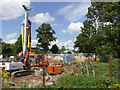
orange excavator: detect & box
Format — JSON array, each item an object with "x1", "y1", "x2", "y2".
[
  {"x1": 35, "y1": 55, "x2": 48, "y2": 66},
  {"x1": 17, "y1": 51, "x2": 50, "y2": 67}
]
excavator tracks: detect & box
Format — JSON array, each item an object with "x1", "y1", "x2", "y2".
[{"x1": 11, "y1": 70, "x2": 31, "y2": 78}]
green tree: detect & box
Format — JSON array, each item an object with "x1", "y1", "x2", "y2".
[
  {"x1": 0, "y1": 35, "x2": 22, "y2": 56},
  {"x1": 12, "y1": 34, "x2": 22, "y2": 55},
  {"x1": 59, "y1": 46, "x2": 66, "y2": 53},
  {"x1": 74, "y1": 2, "x2": 120, "y2": 62},
  {"x1": 36, "y1": 23, "x2": 56, "y2": 53},
  {"x1": 50, "y1": 44, "x2": 59, "y2": 54},
  {"x1": 2, "y1": 42, "x2": 12, "y2": 55},
  {"x1": 36, "y1": 23, "x2": 56, "y2": 87},
  {"x1": 0, "y1": 38, "x2": 2, "y2": 54},
  {"x1": 61, "y1": 46, "x2": 66, "y2": 50}
]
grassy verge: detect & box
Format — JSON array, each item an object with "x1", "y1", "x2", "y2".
[{"x1": 44, "y1": 58, "x2": 119, "y2": 88}]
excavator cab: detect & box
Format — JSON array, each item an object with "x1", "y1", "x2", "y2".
[
  {"x1": 35, "y1": 55, "x2": 48, "y2": 66},
  {"x1": 35, "y1": 55, "x2": 42, "y2": 65}
]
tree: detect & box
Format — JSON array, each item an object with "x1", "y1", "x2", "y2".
[
  {"x1": 61, "y1": 46, "x2": 66, "y2": 50},
  {"x1": 59, "y1": 46, "x2": 66, "y2": 53},
  {"x1": 0, "y1": 38, "x2": 2, "y2": 54},
  {"x1": 12, "y1": 34, "x2": 22, "y2": 55},
  {"x1": 0, "y1": 35, "x2": 22, "y2": 57},
  {"x1": 2, "y1": 42, "x2": 12, "y2": 55},
  {"x1": 74, "y1": 2, "x2": 120, "y2": 62},
  {"x1": 36, "y1": 23, "x2": 56, "y2": 52},
  {"x1": 68, "y1": 51, "x2": 72, "y2": 54},
  {"x1": 36, "y1": 23, "x2": 56, "y2": 87},
  {"x1": 50, "y1": 44, "x2": 59, "y2": 54}
]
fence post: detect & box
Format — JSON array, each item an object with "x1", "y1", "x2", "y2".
[
  {"x1": 42, "y1": 52, "x2": 45, "y2": 87},
  {"x1": 109, "y1": 54, "x2": 112, "y2": 83}
]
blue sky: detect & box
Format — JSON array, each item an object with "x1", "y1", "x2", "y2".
[{"x1": 0, "y1": 0, "x2": 91, "y2": 50}]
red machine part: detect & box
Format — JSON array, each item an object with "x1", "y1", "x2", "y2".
[
  {"x1": 0, "y1": 67, "x2": 5, "y2": 70},
  {"x1": 23, "y1": 59, "x2": 26, "y2": 66},
  {"x1": 23, "y1": 50, "x2": 29, "y2": 67}
]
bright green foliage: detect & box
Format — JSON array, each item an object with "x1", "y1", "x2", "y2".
[
  {"x1": 49, "y1": 75, "x2": 111, "y2": 88},
  {"x1": 1, "y1": 69, "x2": 10, "y2": 81},
  {"x1": 74, "y1": 2, "x2": 120, "y2": 62},
  {"x1": 0, "y1": 69, "x2": 10, "y2": 88},
  {"x1": 36, "y1": 23, "x2": 56, "y2": 53},
  {"x1": 50, "y1": 44, "x2": 59, "y2": 54}
]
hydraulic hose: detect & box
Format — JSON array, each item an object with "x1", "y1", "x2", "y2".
[
  {"x1": 88, "y1": 62, "x2": 95, "y2": 79},
  {"x1": 82, "y1": 62, "x2": 89, "y2": 75},
  {"x1": 80, "y1": 62, "x2": 84, "y2": 74}
]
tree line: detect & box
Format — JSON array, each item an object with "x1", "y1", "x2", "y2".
[
  {"x1": 0, "y1": 35, "x2": 22, "y2": 56},
  {"x1": 0, "y1": 23, "x2": 70, "y2": 56},
  {"x1": 74, "y1": 2, "x2": 120, "y2": 62}
]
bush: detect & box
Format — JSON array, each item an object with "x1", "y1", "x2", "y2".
[
  {"x1": 0, "y1": 69, "x2": 10, "y2": 88},
  {"x1": 45, "y1": 74, "x2": 114, "y2": 88},
  {"x1": 0, "y1": 69, "x2": 10, "y2": 82}
]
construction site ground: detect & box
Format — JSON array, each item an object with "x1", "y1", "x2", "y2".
[{"x1": 3, "y1": 62, "x2": 82, "y2": 88}]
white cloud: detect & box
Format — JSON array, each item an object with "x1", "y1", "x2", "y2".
[
  {"x1": 0, "y1": 0, "x2": 30, "y2": 20},
  {"x1": 31, "y1": 40, "x2": 37, "y2": 47},
  {"x1": 57, "y1": 5, "x2": 74, "y2": 15},
  {"x1": 63, "y1": 22, "x2": 83, "y2": 34},
  {"x1": 57, "y1": 3, "x2": 91, "y2": 22},
  {"x1": 5, "y1": 32, "x2": 18, "y2": 44},
  {"x1": 50, "y1": 39, "x2": 74, "y2": 50},
  {"x1": 4, "y1": 38, "x2": 75, "y2": 50},
  {"x1": 31, "y1": 39, "x2": 73, "y2": 49},
  {"x1": 52, "y1": 23, "x2": 63, "y2": 27},
  {"x1": 64, "y1": 40, "x2": 74, "y2": 50},
  {"x1": 5, "y1": 39, "x2": 17, "y2": 44},
  {"x1": 4, "y1": 39, "x2": 37, "y2": 47},
  {"x1": 5, "y1": 33, "x2": 18, "y2": 40},
  {"x1": 31, "y1": 12, "x2": 55, "y2": 24}
]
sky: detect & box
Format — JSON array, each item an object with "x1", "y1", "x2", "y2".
[{"x1": 0, "y1": 0, "x2": 91, "y2": 50}]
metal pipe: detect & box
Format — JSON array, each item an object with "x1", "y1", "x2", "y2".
[
  {"x1": 29, "y1": 23, "x2": 31, "y2": 53},
  {"x1": 23, "y1": 10, "x2": 28, "y2": 56},
  {"x1": 21, "y1": 23, "x2": 24, "y2": 55},
  {"x1": 88, "y1": 62, "x2": 95, "y2": 79},
  {"x1": 82, "y1": 62, "x2": 89, "y2": 75},
  {"x1": 80, "y1": 62, "x2": 84, "y2": 75},
  {"x1": 22, "y1": 5, "x2": 31, "y2": 55}
]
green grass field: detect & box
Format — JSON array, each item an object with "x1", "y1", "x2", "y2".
[{"x1": 43, "y1": 58, "x2": 119, "y2": 88}]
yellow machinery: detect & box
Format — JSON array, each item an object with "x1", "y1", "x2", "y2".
[
  {"x1": 18, "y1": 5, "x2": 32, "y2": 69},
  {"x1": 21, "y1": 20, "x2": 31, "y2": 55}
]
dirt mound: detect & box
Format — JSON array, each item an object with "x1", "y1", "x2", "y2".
[{"x1": 62, "y1": 63, "x2": 81, "y2": 75}]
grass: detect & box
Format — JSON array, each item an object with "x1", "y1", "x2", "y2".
[{"x1": 44, "y1": 58, "x2": 119, "y2": 88}]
